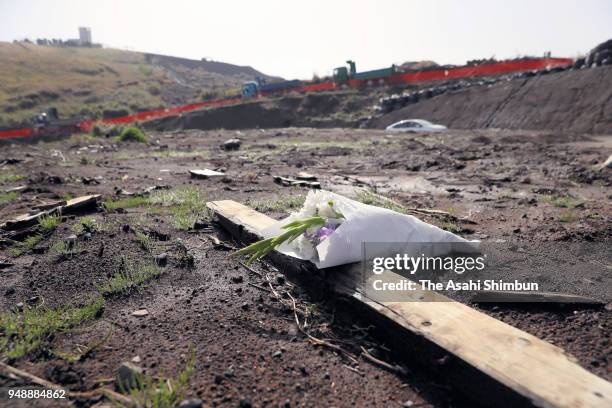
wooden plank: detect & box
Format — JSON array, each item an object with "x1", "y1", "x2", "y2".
[
  {"x1": 190, "y1": 169, "x2": 225, "y2": 179},
  {"x1": 1, "y1": 194, "x2": 101, "y2": 231},
  {"x1": 207, "y1": 200, "x2": 612, "y2": 408},
  {"x1": 470, "y1": 290, "x2": 604, "y2": 305}
]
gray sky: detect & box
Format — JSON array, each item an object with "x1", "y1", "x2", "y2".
[{"x1": 1, "y1": 0, "x2": 611, "y2": 79}]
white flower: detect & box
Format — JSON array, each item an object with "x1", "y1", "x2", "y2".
[{"x1": 316, "y1": 201, "x2": 336, "y2": 218}]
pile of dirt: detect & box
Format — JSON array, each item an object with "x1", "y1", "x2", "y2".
[
  {"x1": 145, "y1": 92, "x2": 375, "y2": 131},
  {"x1": 370, "y1": 65, "x2": 612, "y2": 134}
]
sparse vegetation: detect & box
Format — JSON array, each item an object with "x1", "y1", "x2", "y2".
[
  {"x1": 104, "y1": 196, "x2": 150, "y2": 211},
  {"x1": 149, "y1": 187, "x2": 206, "y2": 230},
  {"x1": 0, "y1": 191, "x2": 18, "y2": 206},
  {"x1": 558, "y1": 211, "x2": 579, "y2": 223},
  {"x1": 117, "y1": 352, "x2": 195, "y2": 407},
  {"x1": 135, "y1": 231, "x2": 154, "y2": 252},
  {"x1": 53, "y1": 328, "x2": 112, "y2": 363},
  {"x1": 50, "y1": 240, "x2": 76, "y2": 259},
  {"x1": 440, "y1": 221, "x2": 461, "y2": 233},
  {"x1": 38, "y1": 214, "x2": 61, "y2": 231},
  {"x1": 0, "y1": 173, "x2": 24, "y2": 184},
  {"x1": 99, "y1": 258, "x2": 164, "y2": 296},
  {"x1": 8, "y1": 235, "x2": 43, "y2": 257},
  {"x1": 0, "y1": 297, "x2": 104, "y2": 359},
  {"x1": 540, "y1": 194, "x2": 583, "y2": 208},
  {"x1": 354, "y1": 189, "x2": 407, "y2": 213},
  {"x1": 247, "y1": 195, "x2": 305, "y2": 213},
  {"x1": 117, "y1": 149, "x2": 211, "y2": 160},
  {"x1": 118, "y1": 126, "x2": 148, "y2": 143},
  {"x1": 72, "y1": 217, "x2": 99, "y2": 234}
]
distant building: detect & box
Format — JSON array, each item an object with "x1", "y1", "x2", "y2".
[{"x1": 78, "y1": 27, "x2": 92, "y2": 45}]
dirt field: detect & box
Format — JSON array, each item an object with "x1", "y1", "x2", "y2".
[{"x1": 0, "y1": 127, "x2": 610, "y2": 407}]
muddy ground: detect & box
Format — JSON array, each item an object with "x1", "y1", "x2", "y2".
[{"x1": 0, "y1": 127, "x2": 610, "y2": 407}]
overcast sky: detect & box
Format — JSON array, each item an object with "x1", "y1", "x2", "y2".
[{"x1": 1, "y1": 0, "x2": 611, "y2": 79}]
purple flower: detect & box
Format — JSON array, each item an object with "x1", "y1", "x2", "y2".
[{"x1": 315, "y1": 224, "x2": 338, "y2": 242}]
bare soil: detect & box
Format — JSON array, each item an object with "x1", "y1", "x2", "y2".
[{"x1": 0, "y1": 127, "x2": 610, "y2": 407}]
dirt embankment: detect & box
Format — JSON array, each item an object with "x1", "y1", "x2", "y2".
[
  {"x1": 145, "y1": 92, "x2": 374, "y2": 131},
  {"x1": 370, "y1": 65, "x2": 612, "y2": 134}
]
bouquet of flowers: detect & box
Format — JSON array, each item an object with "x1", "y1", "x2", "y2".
[{"x1": 234, "y1": 190, "x2": 473, "y2": 268}]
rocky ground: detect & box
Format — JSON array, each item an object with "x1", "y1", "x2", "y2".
[{"x1": 0, "y1": 127, "x2": 610, "y2": 407}]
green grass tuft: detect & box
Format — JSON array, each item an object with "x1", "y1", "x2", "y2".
[
  {"x1": 135, "y1": 231, "x2": 154, "y2": 252},
  {"x1": 50, "y1": 240, "x2": 76, "y2": 259},
  {"x1": 99, "y1": 258, "x2": 164, "y2": 296},
  {"x1": 247, "y1": 195, "x2": 305, "y2": 213},
  {"x1": 149, "y1": 187, "x2": 206, "y2": 230},
  {"x1": 439, "y1": 221, "x2": 461, "y2": 233},
  {"x1": 8, "y1": 235, "x2": 43, "y2": 257},
  {"x1": 540, "y1": 194, "x2": 583, "y2": 208},
  {"x1": 104, "y1": 196, "x2": 150, "y2": 211},
  {"x1": 38, "y1": 214, "x2": 61, "y2": 232},
  {"x1": 118, "y1": 126, "x2": 148, "y2": 143},
  {"x1": 117, "y1": 352, "x2": 195, "y2": 407},
  {"x1": 72, "y1": 217, "x2": 99, "y2": 234},
  {"x1": 0, "y1": 191, "x2": 18, "y2": 206},
  {"x1": 354, "y1": 189, "x2": 407, "y2": 213},
  {"x1": 0, "y1": 173, "x2": 24, "y2": 184},
  {"x1": 0, "y1": 298, "x2": 104, "y2": 359},
  {"x1": 558, "y1": 211, "x2": 579, "y2": 223}
]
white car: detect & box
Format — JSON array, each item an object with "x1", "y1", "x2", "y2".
[{"x1": 385, "y1": 119, "x2": 447, "y2": 133}]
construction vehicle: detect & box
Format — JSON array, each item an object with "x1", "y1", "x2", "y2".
[
  {"x1": 333, "y1": 60, "x2": 397, "y2": 83},
  {"x1": 241, "y1": 77, "x2": 303, "y2": 98},
  {"x1": 30, "y1": 108, "x2": 82, "y2": 138}
]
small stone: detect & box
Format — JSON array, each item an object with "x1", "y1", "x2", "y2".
[
  {"x1": 403, "y1": 401, "x2": 414, "y2": 407},
  {"x1": 132, "y1": 309, "x2": 149, "y2": 317},
  {"x1": 224, "y1": 366, "x2": 234, "y2": 378},
  {"x1": 84, "y1": 232, "x2": 92, "y2": 240},
  {"x1": 115, "y1": 362, "x2": 143, "y2": 391},
  {"x1": 131, "y1": 355, "x2": 141, "y2": 363},
  {"x1": 238, "y1": 398, "x2": 252, "y2": 408},
  {"x1": 15, "y1": 302, "x2": 24, "y2": 311},
  {"x1": 155, "y1": 253, "x2": 168, "y2": 267},
  {"x1": 178, "y1": 399, "x2": 203, "y2": 408},
  {"x1": 193, "y1": 220, "x2": 208, "y2": 230},
  {"x1": 65, "y1": 234, "x2": 77, "y2": 248},
  {"x1": 272, "y1": 350, "x2": 282, "y2": 358},
  {"x1": 222, "y1": 138, "x2": 241, "y2": 151},
  {"x1": 241, "y1": 302, "x2": 249, "y2": 311}
]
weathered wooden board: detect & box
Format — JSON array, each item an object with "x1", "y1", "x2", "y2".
[
  {"x1": 207, "y1": 200, "x2": 612, "y2": 408},
  {"x1": 0, "y1": 194, "x2": 101, "y2": 231}
]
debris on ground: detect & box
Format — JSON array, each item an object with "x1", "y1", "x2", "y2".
[
  {"x1": 273, "y1": 175, "x2": 321, "y2": 189},
  {"x1": 222, "y1": 138, "x2": 241, "y2": 151},
  {"x1": 189, "y1": 169, "x2": 226, "y2": 179}
]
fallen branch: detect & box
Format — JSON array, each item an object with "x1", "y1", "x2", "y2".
[
  {"x1": 286, "y1": 291, "x2": 358, "y2": 364},
  {"x1": 360, "y1": 346, "x2": 408, "y2": 376},
  {"x1": 0, "y1": 362, "x2": 132, "y2": 405}
]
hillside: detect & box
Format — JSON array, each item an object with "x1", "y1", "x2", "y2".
[
  {"x1": 370, "y1": 65, "x2": 612, "y2": 134},
  {"x1": 0, "y1": 42, "x2": 278, "y2": 127}
]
